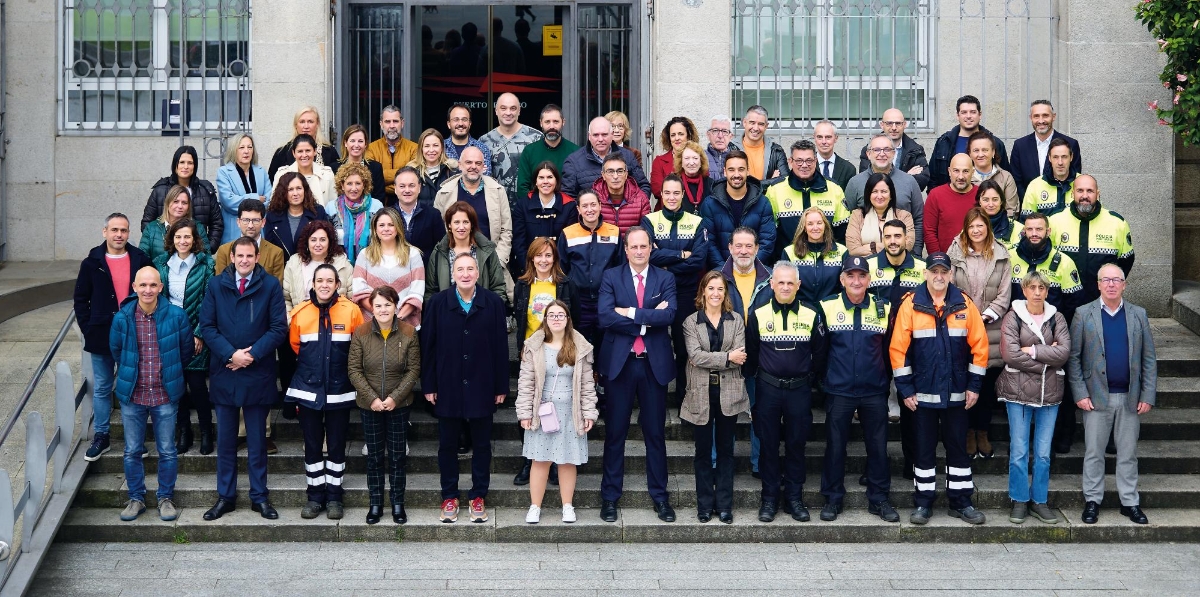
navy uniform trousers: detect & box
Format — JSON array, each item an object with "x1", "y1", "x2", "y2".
[
  {"x1": 601, "y1": 356, "x2": 669, "y2": 503},
  {"x1": 752, "y1": 381, "x2": 812, "y2": 502},
  {"x1": 912, "y1": 405, "x2": 975, "y2": 509}
]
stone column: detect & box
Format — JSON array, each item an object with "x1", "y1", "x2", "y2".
[{"x1": 650, "y1": 0, "x2": 732, "y2": 158}]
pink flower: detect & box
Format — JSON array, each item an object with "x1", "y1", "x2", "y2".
[
  {"x1": 1179, "y1": 73, "x2": 1189, "y2": 82},
  {"x1": 1159, "y1": 118, "x2": 1171, "y2": 126},
  {"x1": 1148, "y1": 100, "x2": 1160, "y2": 110},
  {"x1": 1175, "y1": 93, "x2": 1182, "y2": 105},
  {"x1": 1158, "y1": 39, "x2": 1169, "y2": 49},
  {"x1": 1165, "y1": 81, "x2": 1173, "y2": 88}
]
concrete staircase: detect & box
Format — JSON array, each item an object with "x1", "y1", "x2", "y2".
[{"x1": 60, "y1": 318, "x2": 1200, "y2": 543}]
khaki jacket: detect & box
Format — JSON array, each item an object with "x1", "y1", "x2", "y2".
[
  {"x1": 515, "y1": 329, "x2": 598, "y2": 436},
  {"x1": 681, "y1": 311, "x2": 750, "y2": 425},
  {"x1": 214, "y1": 238, "x2": 286, "y2": 282},
  {"x1": 433, "y1": 174, "x2": 513, "y2": 265},
  {"x1": 347, "y1": 318, "x2": 420, "y2": 410},
  {"x1": 997, "y1": 301, "x2": 1070, "y2": 407}
]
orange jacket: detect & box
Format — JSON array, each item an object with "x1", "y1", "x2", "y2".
[{"x1": 889, "y1": 283, "x2": 989, "y2": 408}]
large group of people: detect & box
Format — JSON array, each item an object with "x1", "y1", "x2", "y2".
[{"x1": 74, "y1": 93, "x2": 1157, "y2": 530}]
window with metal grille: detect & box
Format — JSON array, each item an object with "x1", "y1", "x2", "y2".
[
  {"x1": 61, "y1": 0, "x2": 251, "y2": 133},
  {"x1": 731, "y1": 0, "x2": 932, "y2": 131}
]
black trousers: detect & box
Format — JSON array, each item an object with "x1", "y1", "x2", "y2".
[
  {"x1": 670, "y1": 300, "x2": 697, "y2": 400},
  {"x1": 913, "y1": 406, "x2": 974, "y2": 509},
  {"x1": 898, "y1": 394, "x2": 917, "y2": 472},
  {"x1": 693, "y1": 386, "x2": 737, "y2": 513},
  {"x1": 1053, "y1": 385, "x2": 1078, "y2": 448},
  {"x1": 822, "y1": 393, "x2": 890, "y2": 505},
  {"x1": 438, "y1": 416, "x2": 493, "y2": 500},
  {"x1": 752, "y1": 381, "x2": 812, "y2": 502},
  {"x1": 601, "y1": 357, "x2": 669, "y2": 503},
  {"x1": 181, "y1": 370, "x2": 212, "y2": 426},
  {"x1": 967, "y1": 366, "x2": 1003, "y2": 432},
  {"x1": 297, "y1": 406, "x2": 350, "y2": 503},
  {"x1": 361, "y1": 406, "x2": 409, "y2": 507}
]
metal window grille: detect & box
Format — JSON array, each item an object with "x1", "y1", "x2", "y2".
[
  {"x1": 578, "y1": 4, "x2": 633, "y2": 140},
  {"x1": 345, "y1": 4, "x2": 403, "y2": 134},
  {"x1": 60, "y1": 0, "x2": 252, "y2": 134},
  {"x1": 731, "y1": 0, "x2": 933, "y2": 131}
]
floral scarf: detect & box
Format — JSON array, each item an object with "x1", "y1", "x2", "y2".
[{"x1": 337, "y1": 194, "x2": 372, "y2": 263}]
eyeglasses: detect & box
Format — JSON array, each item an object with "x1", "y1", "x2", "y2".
[
  {"x1": 792, "y1": 158, "x2": 817, "y2": 166},
  {"x1": 868, "y1": 147, "x2": 896, "y2": 154},
  {"x1": 603, "y1": 168, "x2": 627, "y2": 176},
  {"x1": 708, "y1": 128, "x2": 732, "y2": 136},
  {"x1": 449, "y1": 118, "x2": 470, "y2": 124},
  {"x1": 545, "y1": 313, "x2": 568, "y2": 321},
  {"x1": 1100, "y1": 277, "x2": 1126, "y2": 285},
  {"x1": 239, "y1": 217, "x2": 263, "y2": 224},
  {"x1": 881, "y1": 120, "x2": 906, "y2": 127}
]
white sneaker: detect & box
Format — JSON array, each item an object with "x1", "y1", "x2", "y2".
[
  {"x1": 525, "y1": 504, "x2": 541, "y2": 524},
  {"x1": 361, "y1": 443, "x2": 368, "y2": 456},
  {"x1": 562, "y1": 504, "x2": 576, "y2": 523}
]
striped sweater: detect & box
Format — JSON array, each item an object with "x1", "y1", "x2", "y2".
[{"x1": 350, "y1": 245, "x2": 425, "y2": 327}]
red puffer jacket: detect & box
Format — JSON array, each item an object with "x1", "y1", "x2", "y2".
[{"x1": 592, "y1": 177, "x2": 651, "y2": 237}]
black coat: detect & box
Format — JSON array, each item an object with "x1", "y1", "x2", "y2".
[
  {"x1": 823, "y1": 154, "x2": 857, "y2": 191},
  {"x1": 263, "y1": 206, "x2": 331, "y2": 262},
  {"x1": 142, "y1": 176, "x2": 223, "y2": 250},
  {"x1": 857, "y1": 133, "x2": 931, "y2": 190},
  {"x1": 400, "y1": 203, "x2": 447, "y2": 268},
  {"x1": 417, "y1": 163, "x2": 458, "y2": 211},
  {"x1": 73, "y1": 244, "x2": 152, "y2": 355},
  {"x1": 267, "y1": 143, "x2": 341, "y2": 182},
  {"x1": 513, "y1": 278, "x2": 579, "y2": 355},
  {"x1": 511, "y1": 192, "x2": 578, "y2": 277},
  {"x1": 1009, "y1": 131, "x2": 1083, "y2": 199},
  {"x1": 928, "y1": 125, "x2": 1010, "y2": 189},
  {"x1": 419, "y1": 287, "x2": 509, "y2": 419},
  {"x1": 199, "y1": 265, "x2": 289, "y2": 406}
]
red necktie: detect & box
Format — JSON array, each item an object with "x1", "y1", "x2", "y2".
[
  {"x1": 239, "y1": 278, "x2": 247, "y2": 295},
  {"x1": 633, "y1": 273, "x2": 645, "y2": 355}
]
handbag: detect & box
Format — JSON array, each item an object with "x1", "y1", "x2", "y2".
[{"x1": 537, "y1": 358, "x2": 563, "y2": 434}]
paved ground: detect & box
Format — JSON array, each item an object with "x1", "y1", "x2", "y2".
[{"x1": 30, "y1": 541, "x2": 1200, "y2": 595}]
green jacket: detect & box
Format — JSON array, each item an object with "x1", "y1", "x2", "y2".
[
  {"x1": 154, "y1": 251, "x2": 215, "y2": 371},
  {"x1": 424, "y1": 231, "x2": 509, "y2": 308},
  {"x1": 140, "y1": 219, "x2": 210, "y2": 264}
]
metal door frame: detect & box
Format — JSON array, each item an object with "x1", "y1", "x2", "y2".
[{"x1": 336, "y1": 0, "x2": 642, "y2": 145}]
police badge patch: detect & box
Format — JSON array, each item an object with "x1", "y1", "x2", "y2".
[
  {"x1": 1061, "y1": 232, "x2": 1069, "y2": 244},
  {"x1": 766, "y1": 321, "x2": 774, "y2": 332},
  {"x1": 1040, "y1": 190, "x2": 1049, "y2": 201},
  {"x1": 836, "y1": 311, "x2": 846, "y2": 323}
]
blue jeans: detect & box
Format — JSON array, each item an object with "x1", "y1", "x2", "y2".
[
  {"x1": 1006, "y1": 401, "x2": 1059, "y2": 504},
  {"x1": 122, "y1": 401, "x2": 179, "y2": 503},
  {"x1": 90, "y1": 353, "x2": 117, "y2": 434}
]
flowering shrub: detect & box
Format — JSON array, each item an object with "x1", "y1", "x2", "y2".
[{"x1": 1137, "y1": 0, "x2": 1200, "y2": 144}]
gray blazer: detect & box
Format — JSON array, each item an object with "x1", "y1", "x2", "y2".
[{"x1": 1067, "y1": 299, "x2": 1157, "y2": 410}]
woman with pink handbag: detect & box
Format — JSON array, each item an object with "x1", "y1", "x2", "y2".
[{"x1": 515, "y1": 300, "x2": 599, "y2": 524}]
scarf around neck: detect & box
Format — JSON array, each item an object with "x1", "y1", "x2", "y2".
[{"x1": 337, "y1": 195, "x2": 372, "y2": 263}]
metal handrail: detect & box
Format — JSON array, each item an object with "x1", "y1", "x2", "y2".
[{"x1": 0, "y1": 312, "x2": 78, "y2": 447}]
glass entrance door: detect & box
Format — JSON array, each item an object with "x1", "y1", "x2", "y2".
[{"x1": 412, "y1": 5, "x2": 565, "y2": 137}]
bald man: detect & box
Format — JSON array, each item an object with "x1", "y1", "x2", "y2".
[
  {"x1": 109, "y1": 266, "x2": 195, "y2": 522},
  {"x1": 480, "y1": 93, "x2": 544, "y2": 206},
  {"x1": 857, "y1": 108, "x2": 930, "y2": 190},
  {"x1": 432, "y1": 145, "x2": 515, "y2": 266},
  {"x1": 561, "y1": 116, "x2": 651, "y2": 198},
  {"x1": 923, "y1": 154, "x2": 980, "y2": 253}
]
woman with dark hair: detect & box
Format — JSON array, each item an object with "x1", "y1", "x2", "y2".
[
  {"x1": 350, "y1": 207, "x2": 426, "y2": 326},
  {"x1": 287, "y1": 263, "x2": 364, "y2": 520},
  {"x1": 328, "y1": 162, "x2": 384, "y2": 263},
  {"x1": 682, "y1": 270, "x2": 748, "y2": 523},
  {"x1": 267, "y1": 106, "x2": 341, "y2": 180},
  {"x1": 333, "y1": 124, "x2": 387, "y2": 203},
  {"x1": 947, "y1": 206, "x2": 1012, "y2": 459},
  {"x1": 782, "y1": 207, "x2": 848, "y2": 304},
  {"x1": 556, "y1": 189, "x2": 622, "y2": 353},
  {"x1": 845, "y1": 172, "x2": 916, "y2": 257},
  {"x1": 650, "y1": 116, "x2": 700, "y2": 200},
  {"x1": 673, "y1": 141, "x2": 712, "y2": 215},
  {"x1": 348, "y1": 286, "x2": 420, "y2": 525},
  {"x1": 283, "y1": 219, "x2": 353, "y2": 314},
  {"x1": 264, "y1": 171, "x2": 331, "y2": 261},
  {"x1": 515, "y1": 300, "x2": 598, "y2": 524},
  {"x1": 408, "y1": 128, "x2": 459, "y2": 209},
  {"x1": 154, "y1": 217, "x2": 216, "y2": 455},
  {"x1": 140, "y1": 185, "x2": 210, "y2": 263},
  {"x1": 511, "y1": 161, "x2": 577, "y2": 278},
  {"x1": 273, "y1": 134, "x2": 338, "y2": 205},
  {"x1": 968, "y1": 131, "x2": 1020, "y2": 217},
  {"x1": 424, "y1": 202, "x2": 507, "y2": 305},
  {"x1": 142, "y1": 145, "x2": 223, "y2": 249},
  {"x1": 977, "y1": 178, "x2": 1021, "y2": 250}
]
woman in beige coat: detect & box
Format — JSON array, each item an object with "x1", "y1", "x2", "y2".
[
  {"x1": 682, "y1": 270, "x2": 750, "y2": 524},
  {"x1": 947, "y1": 206, "x2": 1011, "y2": 459},
  {"x1": 997, "y1": 270, "x2": 1070, "y2": 525},
  {"x1": 515, "y1": 300, "x2": 598, "y2": 524}
]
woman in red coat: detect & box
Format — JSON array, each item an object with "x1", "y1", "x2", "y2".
[{"x1": 650, "y1": 117, "x2": 699, "y2": 201}]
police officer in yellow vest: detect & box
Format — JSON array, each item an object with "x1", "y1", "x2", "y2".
[
  {"x1": 818, "y1": 255, "x2": 900, "y2": 523},
  {"x1": 766, "y1": 140, "x2": 851, "y2": 260},
  {"x1": 1048, "y1": 174, "x2": 1134, "y2": 306},
  {"x1": 745, "y1": 261, "x2": 827, "y2": 523},
  {"x1": 1019, "y1": 138, "x2": 1077, "y2": 219},
  {"x1": 641, "y1": 174, "x2": 710, "y2": 396},
  {"x1": 1008, "y1": 212, "x2": 1084, "y2": 321}
]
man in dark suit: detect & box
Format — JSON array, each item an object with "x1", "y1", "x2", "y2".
[
  {"x1": 597, "y1": 226, "x2": 677, "y2": 523},
  {"x1": 813, "y1": 120, "x2": 856, "y2": 190},
  {"x1": 1009, "y1": 100, "x2": 1082, "y2": 199},
  {"x1": 856, "y1": 109, "x2": 930, "y2": 190}
]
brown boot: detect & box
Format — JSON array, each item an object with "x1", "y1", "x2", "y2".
[
  {"x1": 966, "y1": 429, "x2": 978, "y2": 458},
  {"x1": 977, "y1": 430, "x2": 994, "y2": 459}
]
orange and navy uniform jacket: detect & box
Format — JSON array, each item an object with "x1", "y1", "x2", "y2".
[
  {"x1": 888, "y1": 283, "x2": 989, "y2": 408},
  {"x1": 287, "y1": 293, "x2": 364, "y2": 410}
]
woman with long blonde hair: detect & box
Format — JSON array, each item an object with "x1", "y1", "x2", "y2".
[
  {"x1": 350, "y1": 207, "x2": 425, "y2": 326},
  {"x1": 408, "y1": 128, "x2": 459, "y2": 209},
  {"x1": 267, "y1": 106, "x2": 341, "y2": 180}
]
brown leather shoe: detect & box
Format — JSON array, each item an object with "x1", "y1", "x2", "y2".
[
  {"x1": 976, "y1": 431, "x2": 994, "y2": 459},
  {"x1": 966, "y1": 429, "x2": 978, "y2": 458},
  {"x1": 267, "y1": 439, "x2": 279, "y2": 455}
]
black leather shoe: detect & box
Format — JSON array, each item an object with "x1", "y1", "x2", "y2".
[
  {"x1": 1106, "y1": 436, "x2": 1118, "y2": 455},
  {"x1": 758, "y1": 499, "x2": 777, "y2": 522},
  {"x1": 697, "y1": 510, "x2": 713, "y2": 523},
  {"x1": 858, "y1": 473, "x2": 868, "y2": 486},
  {"x1": 1082, "y1": 501, "x2": 1100, "y2": 524},
  {"x1": 654, "y1": 500, "x2": 676, "y2": 523},
  {"x1": 1053, "y1": 439, "x2": 1072, "y2": 454},
  {"x1": 820, "y1": 502, "x2": 842, "y2": 522},
  {"x1": 198, "y1": 423, "x2": 214, "y2": 455},
  {"x1": 393, "y1": 504, "x2": 408, "y2": 524},
  {"x1": 203, "y1": 499, "x2": 235, "y2": 521},
  {"x1": 751, "y1": 470, "x2": 761, "y2": 479},
  {"x1": 366, "y1": 505, "x2": 383, "y2": 525},
  {"x1": 548, "y1": 463, "x2": 559, "y2": 486},
  {"x1": 717, "y1": 510, "x2": 734, "y2": 524},
  {"x1": 1120, "y1": 505, "x2": 1148, "y2": 524},
  {"x1": 869, "y1": 500, "x2": 901, "y2": 523},
  {"x1": 600, "y1": 500, "x2": 618, "y2": 522},
  {"x1": 513, "y1": 459, "x2": 532, "y2": 486},
  {"x1": 783, "y1": 499, "x2": 810, "y2": 522},
  {"x1": 177, "y1": 422, "x2": 193, "y2": 454},
  {"x1": 252, "y1": 501, "x2": 279, "y2": 520}
]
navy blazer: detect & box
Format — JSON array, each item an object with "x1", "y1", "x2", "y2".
[
  {"x1": 597, "y1": 264, "x2": 677, "y2": 385},
  {"x1": 1008, "y1": 131, "x2": 1082, "y2": 198}
]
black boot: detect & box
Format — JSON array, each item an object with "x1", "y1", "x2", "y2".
[
  {"x1": 513, "y1": 459, "x2": 532, "y2": 486},
  {"x1": 548, "y1": 463, "x2": 559, "y2": 486},
  {"x1": 177, "y1": 420, "x2": 194, "y2": 454},
  {"x1": 198, "y1": 422, "x2": 214, "y2": 455}
]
